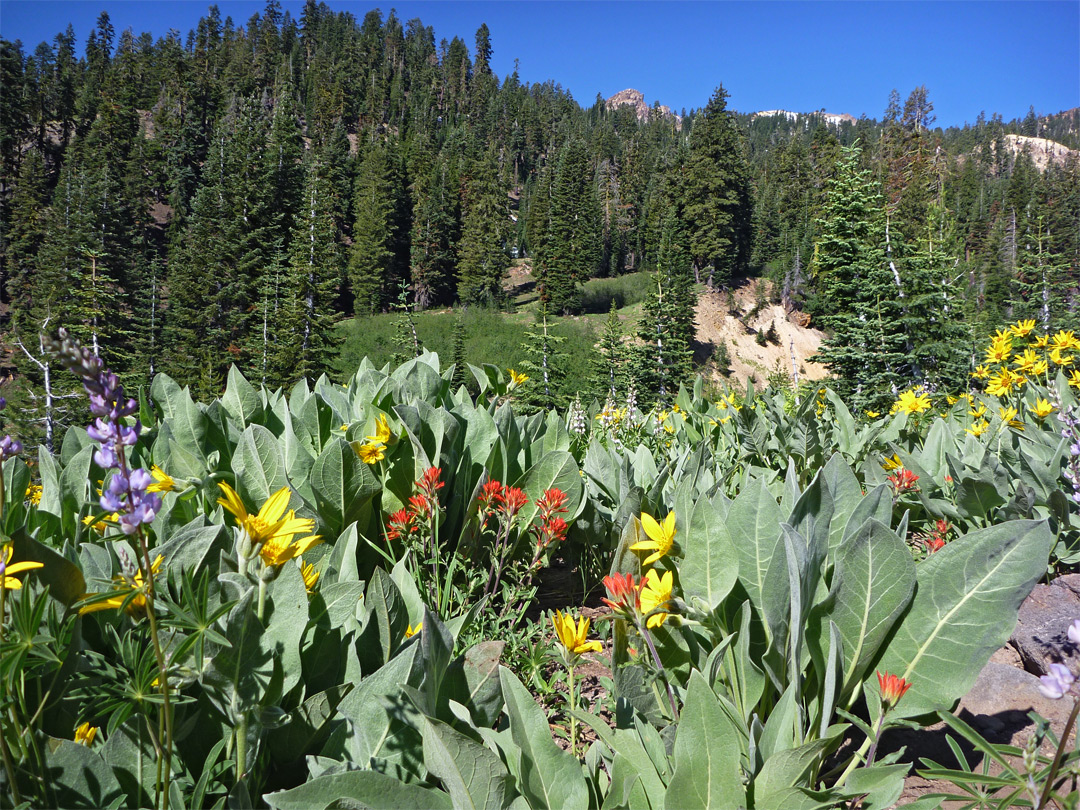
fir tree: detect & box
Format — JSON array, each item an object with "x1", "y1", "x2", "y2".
[
  {"x1": 591, "y1": 301, "x2": 628, "y2": 400},
  {"x1": 517, "y1": 304, "x2": 569, "y2": 412},
  {"x1": 457, "y1": 151, "x2": 509, "y2": 306},
  {"x1": 541, "y1": 138, "x2": 600, "y2": 313},
  {"x1": 348, "y1": 141, "x2": 409, "y2": 313}
]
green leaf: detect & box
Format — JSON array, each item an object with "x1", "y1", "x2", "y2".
[
  {"x1": 11, "y1": 526, "x2": 85, "y2": 605},
  {"x1": 222, "y1": 365, "x2": 263, "y2": 428},
  {"x1": 44, "y1": 737, "x2": 125, "y2": 809},
  {"x1": 829, "y1": 518, "x2": 915, "y2": 698},
  {"x1": 499, "y1": 668, "x2": 588, "y2": 810},
  {"x1": 442, "y1": 641, "x2": 505, "y2": 729},
  {"x1": 310, "y1": 438, "x2": 380, "y2": 533},
  {"x1": 266, "y1": 561, "x2": 310, "y2": 698},
  {"x1": 422, "y1": 716, "x2": 516, "y2": 810},
  {"x1": 731, "y1": 476, "x2": 783, "y2": 616},
  {"x1": 233, "y1": 424, "x2": 290, "y2": 508},
  {"x1": 665, "y1": 671, "x2": 745, "y2": 809},
  {"x1": 267, "y1": 683, "x2": 354, "y2": 764},
  {"x1": 680, "y1": 493, "x2": 739, "y2": 611},
  {"x1": 755, "y1": 727, "x2": 846, "y2": 806},
  {"x1": 263, "y1": 769, "x2": 453, "y2": 810},
  {"x1": 515, "y1": 450, "x2": 584, "y2": 530},
  {"x1": 309, "y1": 581, "x2": 364, "y2": 630},
  {"x1": 869, "y1": 519, "x2": 1052, "y2": 720}
]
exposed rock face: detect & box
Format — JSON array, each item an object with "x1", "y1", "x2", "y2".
[
  {"x1": 1001, "y1": 133, "x2": 1078, "y2": 171},
  {"x1": 752, "y1": 109, "x2": 857, "y2": 127},
  {"x1": 606, "y1": 89, "x2": 681, "y2": 126}
]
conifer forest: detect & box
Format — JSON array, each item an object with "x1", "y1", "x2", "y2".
[{"x1": 1, "y1": 4, "x2": 1080, "y2": 808}]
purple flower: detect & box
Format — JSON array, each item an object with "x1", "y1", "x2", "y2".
[
  {"x1": 1038, "y1": 663, "x2": 1076, "y2": 700},
  {"x1": 0, "y1": 435, "x2": 23, "y2": 460},
  {"x1": 1069, "y1": 619, "x2": 1080, "y2": 646}
]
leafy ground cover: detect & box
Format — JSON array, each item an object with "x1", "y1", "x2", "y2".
[{"x1": 1, "y1": 324, "x2": 1078, "y2": 809}]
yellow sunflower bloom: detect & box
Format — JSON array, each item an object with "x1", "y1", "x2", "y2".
[
  {"x1": 356, "y1": 442, "x2": 386, "y2": 464},
  {"x1": 300, "y1": 560, "x2": 320, "y2": 593},
  {"x1": 1031, "y1": 359, "x2": 1049, "y2": 376},
  {"x1": 260, "y1": 527, "x2": 322, "y2": 568},
  {"x1": 1052, "y1": 330, "x2": 1080, "y2": 351},
  {"x1": 999, "y1": 406, "x2": 1024, "y2": 430},
  {"x1": 969, "y1": 402, "x2": 987, "y2": 418},
  {"x1": 25, "y1": 484, "x2": 42, "y2": 506},
  {"x1": 1032, "y1": 399, "x2": 1056, "y2": 420},
  {"x1": 217, "y1": 483, "x2": 315, "y2": 554},
  {"x1": 1070, "y1": 370, "x2": 1080, "y2": 389},
  {"x1": 404, "y1": 622, "x2": 421, "y2": 639},
  {"x1": 965, "y1": 419, "x2": 990, "y2": 438},
  {"x1": 971, "y1": 365, "x2": 991, "y2": 380},
  {"x1": 631, "y1": 512, "x2": 676, "y2": 566},
  {"x1": 1013, "y1": 348, "x2": 1038, "y2": 373},
  {"x1": 0, "y1": 545, "x2": 44, "y2": 590},
  {"x1": 985, "y1": 369, "x2": 1015, "y2": 397},
  {"x1": 74, "y1": 722, "x2": 99, "y2": 747},
  {"x1": 894, "y1": 389, "x2": 931, "y2": 415},
  {"x1": 1050, "y1": 348, "x2": 1074, "y2": 368},
  {"x1": 78, "y1": 555, "x2": 164, "y2": 616},
  {"x1": 639, "y1": 569, "x2": 674, "y2": 629},
  {"x1": 552, "y1": 610, "x2": 602, "y2": 656},
  {"x1": 985, "y1": 332, "x2": 1012, "y2": 364},
  {"x1": 1010, "y1": 319, "x2": 1036, "y2": 338},
  {"x1": 882, "y1": 454, "x2": 903, "y2": 471},
  {"x1": 865, "y1": 410, "x2": 880, "y2": 419},
  {"x1": 507, "y1": 369, "x2": 529, "y2": 387},
  {"x1": 81, "y1": 512, "x2": 119, "y2": 535},
  {"x1": 1034, "y1": 334, "x2": 1050, "y2": 348},
  {"x1": 146, "y1": 465, "x2": 176, "y2": 494},
  {"x1": 365, "y1": 414, "x2": 393, "y2": 445}
]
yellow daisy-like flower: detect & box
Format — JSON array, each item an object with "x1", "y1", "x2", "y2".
[
  {"x1": 969, "y1": 402, "x2": 987, "y2": 418},
  {"x1": 971, "y1": 365, "x2": 991, "y2": 380},
  {"x1": 300, "y1": 560, "x2": 320, "y2": 593},
  {"x1": 0, "y1": 545, "x2": 44, "y2": 590},
  {"x1": 404, "y1": 622, "x2": 421, "y2": 639},
  {"x1": 1013, "y1": 348, "x2": 1039, "y2": 373},
  {"x1": 985, "y1": 332, "x2": 1012, "y2": 365},
  {"x1": 1070, "y1": 370, "x2": 1080, "y2": 389},
  {"x1": 78, "y1": 555, "x2": 164, "y2": 616},
  {"x1": 639, "y1": 569, "x2": 674, "y2": 629},
  {"x1": 356, "y1": 442, "x2": 386, "y2": 464},
  {"x1": 631, "y1": 512, "x2": 676, "y2": 566},
  {"x1": 999, "y1": 406, "x2": 1024, "y2": 431},
  {"x1": 82, "y1": 512, "x2": 119, "y2": 535},
  {"x1": 865, "y1": 410, "x2": 880, "y2": 418},
  {"x1": 1034, "y1": 334, "x2": 1050, "y2": 348},
  {"x1": 74, "y1": 722, "x2": 99, "y2": 747},
  {"x1": 1050, "y1": 348, "x2": 1074, "y2": 367},
  {"x1": 365, "y1": 414, "x2": 392, "y2": 445},
  {"x1": 146, "y1": 465, "x2": 176, "y2": 494},
  {"x1": 894, "y1": 389, "x2": 931, "y2": 415},
  {"x1": 217, "y1": 483, "x2": 315, "y2": 554},
  {"x1": 260, "y1": 529, "x2": 322, "y2": 568},
  {"x1": 1031, "y1": 359, "x2": 1049, "y2": 376},
  {"x1": 1052, "y1": 330, "x2": 1080, "y2": 351},
  {"x1": 881, "y1": 454, "x2": 903, "y2": 471},
  {"x1": 507, "y1": 368, "x2": 529, "y2": 387},
  {"x1": 965, "y1": 419, "x2": 990, "y2": 437},
  {"x1": 946, "y1": 395, "x2": 958, "y2": 405},
  {"x1": 1032, "y1": 399, "x2": 1056, "y2": 420},
  {"x1": 25, "y1": 484, "x2": 42, "y2": 506},
  {"x1": 1010, "y1": 319, "x2": 1037, "y2": 338},
  {"x1": 552, "y1": 610, "x2": 602, "y2": 656},
  {"x1": 986, "y1": 369, "x2": 1015, "y2": 397}
]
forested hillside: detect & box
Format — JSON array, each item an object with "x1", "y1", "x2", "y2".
[{"x1": 1, "y1": 1, "x2": 1078, "y2": 445}]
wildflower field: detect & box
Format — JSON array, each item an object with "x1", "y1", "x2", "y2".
[{"x1": 2, "y1": 324, "x2": 1079, "y2": 809}]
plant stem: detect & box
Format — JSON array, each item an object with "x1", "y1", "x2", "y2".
[
  {"x1": 640, "y1": 623, "x2": 679, "y2": 721},
  {"x1": 1036, "y1": 695, "x2": 1080, "y2": 810},
  {"x1": 257, "y1": 576, "x2": 267, "y2": 622},
  {"x1": 0, "y1": 578, "x2": 24, "y2": 807},
  {"x1": 567, "y1": 662, "x2": 577, "y2": 757}
]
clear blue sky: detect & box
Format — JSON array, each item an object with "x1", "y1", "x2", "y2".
[{"x1": 2, "y1": 1, "x2": 1077, "y2": 128}]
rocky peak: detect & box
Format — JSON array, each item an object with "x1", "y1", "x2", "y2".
[{"x1": 606, "y1": 89, "x2": 681, "y2": 125}]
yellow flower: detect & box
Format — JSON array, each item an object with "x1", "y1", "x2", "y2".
[
  {"x1": 1031, "y1": 360, "x2": 1049, "y2": 376},
  {"x1": 0, "y1": 545, "x2": 44, "y2": 590},
  {"x1": 260, "y1": 528, "x2": 322, "y2": 568},
  {"x1": 946, "y1": 395, "x2": 958, "y2": 405},
  {"x1": 146, "y1": 465, "x2": 176, "y2": 494},
  {"x1": 881, "y1": 454, "x2": 903, "y2": 471},
  {"x1": 217, "y1": 483, "x2": 316, "y2": 558},
  {"x1": 865, "y1": 410, "x2": 880, "y2": 419},
  {"x1": 1070, "y1": 370, "x2": 1080, "y2": 389},
  {"x1": 639, "y1": 569, "x2": 674, "y2": 629},
  {"x1": 79, "y1": 555, "x2": 164, "y2": 616},
  {"x1": 1053, "y1": 330, "x2": 1080, "y2": 351},
  {"x1": 631, "y1": 512, "x2": 676, "y2": 566},
  {"x1": 1050, "y1": 348, "x2": 1074, "y2": 368},
  {"x1": 969, "y1": 402, "x2": 987, "y2": 418},
  {"x1": 1034, "y1": 334, "x2": 1050, "y2": 348},
  {"x1": 507, "y1": 369, "x2": 529, "y2": 387},
  {"x1": 356, "y1": 442, "x2": 386, "y2": 464},
  {"x1": 25, "y1": 484, "x2": 42, "y2": 506},
  {"x1": 300, "y1": 560, "x2": 320, "y2": 593},
  {"x1": 1032, "y1": 399, "x2": 1056, "y2": 420},
  {"x1": 999, "y1": 406, "x2": 1024, "y2": 430},
  {"x1": 552, "y1": 610, "x2": 602, "y2": 655},
  {"x1": 74, "y1": 722, "x2": 99, "y2": 747},
  {"x1": 1010, "y1": 319, "x2": 1037, "y2": 338},
  {"x1": 663, "y1": 422, "x2": 675, "y2": 434},
  {"x1": 894, "y1": 389, "x2": 931, "y2": 415},
  {"x1": 986, "y1": 369, "x2": 1015, "y2": 397},
  {"x1": 971, "y1": 365, "x2": 991, "y2": 380},
  {"x1": 365, "y1": 414, "x2": 392, "y2": 445},
  {"x1": 985, "y1": 332, "x2": 1012, "y2": 364},
  {"x1": 1013, "y1": 348, "x2": 1039, "y2": 373},
  {"x1": 965, "y1": 420, "x2": 990, "y2": 437},
  {"x1": 81, "y1": 512, "x2": 118, "y2": 535},
  {"x1": 404, "y1": 622, "x2": 421, "y2": 639}
]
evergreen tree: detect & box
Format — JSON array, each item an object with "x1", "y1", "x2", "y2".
[
  {"x1": 591, "y1": 301, "x2": 628, "y2": 400},
  {"x1": 541, "y1": 138, "x2": 600, "y2": 313},
  {"x1": 348, "y1": 141, "x2": 409, "y2": 313},
  {"x1": 517, "y1": 304, "x2": 568, "y2": 412},
  {"x1": 457, "y1": 151, "x2": 509, "y2": 306},
  {"x1": 682, "y1": 86, "x2": 753, "y2": 286}
]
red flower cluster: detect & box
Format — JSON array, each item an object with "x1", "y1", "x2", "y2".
[
  {"x1": 917, "y1": 518, "x2": 950, "y2": 553},
  {"x1": 876, "y1": 670, "x2": 912, "y2": 708},
  {"x1": 886, "y1": 468, "x2": 920, "y2": 494},
  {"x1": 476, "y1": 479, "x2": 529, "y2": 525},
  {"x1": 602, "y1": 572, "x2": 642, "y2": 614},
  {"x1": 386, "y1": 467, "x2": 444, "y2": 540},
  {"x1": 533, "y1": 487, "x2": 570, "y2": 552}
]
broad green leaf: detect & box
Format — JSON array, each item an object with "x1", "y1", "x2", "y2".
[
  {"x1": 755, "y1": 727, "x2": 846, "y2": 807},
  {"x1": 499, "y1": 668, "x2": 588, "y2": 810},
  {"x1": 267, "y1": 683, "x2": 354, "y2": 764},
  {"x1": 266, "y1": 561, "x2": 309, "y2": 698},
  {"x1": 222, "y1": 365, "x2": 262, "y2": 428},
  {"x1": 310, "y1": 438, "x2": 379, "y2": 533},
  {"x1": 665, "y1": 671, "x2": 745, "y2": 809},
  {"x1": 572, "y1": 710, "x2": 667, "y2": 809},
  {"x1": 870, "y1": 519, "x2": 1052, "y2": 720},
  {"x1": 232, "y1": 424, "x2": 289, "y2": 508},
  {"x1": 680, "y1": 494, "x2": 739, "y2": 611},
  {"x1": 442, "y1": 641, "x2": 505, "y2": 729},
  {"x1": 515, "y1": 450, "x2": 584, "y2": 530},
  {"x1": 731, "y1": 476, "x2": 783, "y2": 615},
  {"x1": 422, "y1": 716, "x2": 515, "y2": 810},
  {"x1": 829, "y1": 519, "x2": 915, "y2": 698},
  {"x1": 822, "y1": 453, "x2": 864, "y2": 554},
  {"x1": 44, "y1": 737, "x2": 125, "y2": 809},
  {"x1": 11, "y1": 526, "x2": 85, "y2": 605},
  {"x1": 264, "y1": 769, "x2": 452, "y2": 810}
]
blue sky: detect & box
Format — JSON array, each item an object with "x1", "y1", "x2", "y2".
[{"x1": 2, "y1": 1, "x2": 1077, "y2": 128}]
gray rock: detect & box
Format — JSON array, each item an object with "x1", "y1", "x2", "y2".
[{"x1": 1010, "y1": 578, "x2": 1080, "y2": 676}]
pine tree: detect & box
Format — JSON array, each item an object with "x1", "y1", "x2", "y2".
[
  {"x1": 682, "y1": 86, "x2": 753, "y2": 286},
  {"x1": 517, "y1": 305, "x2": 569, "y2": 412},
  {"x1": 411, "y1": 156, "x2": 461, "y2": 308},
  {"x1": 541, "y1": 138, "x2": 600, "y2": 313},
  {"x1": 591, "y1": 301, "x2": 628, "y2": 400},
  {"x1": 348, "y1": 142, "x2": 409, "y2": 313},
  {"x1": 457, "y1": 151, "x2": 509, "y2": 306}
]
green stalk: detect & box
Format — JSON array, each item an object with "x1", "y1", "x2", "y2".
[
  {"x1": 567, "y1": 661, "x2": 577, "y2": 757},
  {"x1": 0, "y1": 574, "x2": 24, "y2": 807},
  {"x1": 1036, "y1": 695, "x2": 1080, "y2": 810}
]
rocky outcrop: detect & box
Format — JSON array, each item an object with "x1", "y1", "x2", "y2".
[
  {"x1": 606, "y1": 89, "x2": 681, "y2": 126},
  {"x1": 1001, "y1": 133, "x2": 1078, "y2": 171},
  {"x1": 752, "y1": 109, "x2": 857, "y2": 127}
]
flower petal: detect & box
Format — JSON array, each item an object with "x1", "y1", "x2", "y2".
[
  {"x1": 216, "y1": 482, "x2": 248, "y2": 521},
  {"x1": 259, "y1": 487, "x2": 293, "y2": 525},
  {"x1": 640, "y1": 512, "x2": 663, "y2": 544}
]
